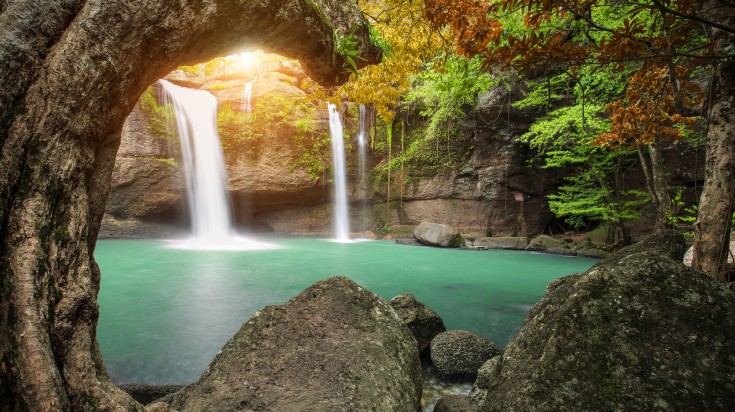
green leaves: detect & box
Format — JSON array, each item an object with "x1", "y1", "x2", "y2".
[{"x1": 336, "y1": 34, "x2": 366, "y2": 76}]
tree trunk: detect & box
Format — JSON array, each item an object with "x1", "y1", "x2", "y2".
[
  {"x1": 0, "y1": 1, "x2": 377, "y2": 411},
  {"x1": 637, "y1": 143, "x2": 671, "y2": 229},
  {"x1": 692, "y1": 59, "x2": 735, "y2": 281},
  {"x1": 691, "y1": 1, "x2": 735, "y2": 281}
]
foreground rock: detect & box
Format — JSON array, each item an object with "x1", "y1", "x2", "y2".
[
  {"x1": 118, "y1": 385, "x2": 184, "y2": 406},
  {"x1": 434, "y1": 395, "x2": 480, "y2": 412},
  {"x1": 163, "y1": 276, "x2": 422, "y2": 411},
  {"x1": 414, "y1": 222, "x2": 464, "y2": 248},
  {"x1": 430, "y1": 330, "x2": 501, "y2": 381},
  {"x1": 389, "y1": 294, "x2": 446, "y2": 354},
  {"x1": 471, "y1": 231, "x2": 735, "y2": 411}
]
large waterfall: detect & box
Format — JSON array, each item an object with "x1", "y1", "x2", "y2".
[
  {"x1": 160, "y1": 80, "x2": 272, "y2": 250},
  {"x1": 327, "y1": 103, "x2": 350, "y2": 242}
]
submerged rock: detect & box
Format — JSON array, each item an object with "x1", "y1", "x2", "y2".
[
  {"x1": 473, "y1": 236, "x2": 528, "y2": 250},
  {"x1": 163, "y1": 276, "x2": 422, "y2": 411},
  {"x1": 414, "y1": 222, "x2": 464, "y2": 248},
  {"x1": 430, "y1": 330, "x2": 501, "y2": 381},
  {"x1": 390, "y1": 294, "x2": 446, "y2": 354},
  {"x1": 471, "y1": 231, "x2": 735, "y2": 411}
]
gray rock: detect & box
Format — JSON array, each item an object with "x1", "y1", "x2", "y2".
[
  {"x1": 117, "y1": 384, "x2": 184, "y2": 405},
  {"x1": 473, "y1": 236, "x2": 528, "y2": 250},
  {"x1": 683, "y1": 240, "x2": 735, "y2": 270},
  {"x1": 470, "y1": 231, "x2": 735, "y2": 411},
  {"x1": 163, "y1": 276, "x2": 422, "y2": 411},
  {"x1": 525, "y1": 234, "x2": 576, "y2": 255},
  {"x1": 414, "y1": 222, "x2": 464, "y2": 248},
  {"x1": 389, "y1": 294, "x2": 446, "y2": 354},
  {"x1": 396, "y1": 238, "x2": 422, "y2": 246},
  {"x1": 433, "y1": 394, "x2": 480, "y2": 412},
  {"x1": 430, "y1": 330, "x2": 501, "y2": 381}
]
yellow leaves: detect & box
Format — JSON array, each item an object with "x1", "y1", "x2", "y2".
[{"x1": 336, "y1": 0, "x2": 449, "y2": 120}]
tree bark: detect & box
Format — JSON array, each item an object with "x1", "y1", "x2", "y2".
[
  {"x1": 637, "y1": 143, "x2": 672, "y2": 229},
  {"x1": 691, "y1": 1, "x2": 735, "y2": 281},
  {"x1": 0, "y1": 1, "x2": 378, "y2": 411},
  {"x1": 692, "y1": 59, "x2": 735, "y2": 281}
]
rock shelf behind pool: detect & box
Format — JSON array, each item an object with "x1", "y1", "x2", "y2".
[{"x1": 162, "y1": 276, "x2": 422, "y2": 412}]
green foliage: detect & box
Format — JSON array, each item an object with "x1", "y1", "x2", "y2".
[
  {"x1": 517, "y1": 65, "x2": 650, "y2": 234},
  {"x1": 336, "y1": 33, "x2": 366, "y2": 76},
  {"x1": 387, "y1": 54, "x2": 494, "y2": 172},
  {"x1": 138, "y1": 87, "x2": 176, "y2": 141},
  {"x1": 369, "y1": 25, "x2": 393, "y2": 58},
  {"x1": 217, "y1": 104, "x2": 257, "y2": 156}
]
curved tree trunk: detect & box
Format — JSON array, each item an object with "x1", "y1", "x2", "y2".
[
  {"x1": 0, "y1": 1, "x2": 378, "y2": 410},
  {"x1": 692, "y1": 2, "x2": 735, "y2": 282},
  {"x1": 692, "y1": 58, "x2": 735, "y2": 282}
]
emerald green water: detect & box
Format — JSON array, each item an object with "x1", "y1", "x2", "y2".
[{"x1": 96, "y1": 238, "x2": 595, "y2": 384}]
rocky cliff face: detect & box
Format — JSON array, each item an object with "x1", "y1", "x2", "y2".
[{"x1": 105, "y1": 63, "x2": 703, "y2": 238}]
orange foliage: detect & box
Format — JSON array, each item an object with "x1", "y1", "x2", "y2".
[
  {"x1": 425, "y1": 0, "x2": 711, "y2": 146},
  {"x1": 595, "y1": 64, "x2": 701, "y2": 147}
]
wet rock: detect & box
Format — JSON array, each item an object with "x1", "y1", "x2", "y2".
[
  {"x1": 470, "y1": 231, "x2": 735, "y2": 411},
  {"x1": 414, "y1": 222, "x2": 464, "y2": 248},
  {"x1": 430, "y1": 331, "x2": 501, "y2": 381},
  {"x1": 163, "y1": 276, "x2": 422, "y2": 411},
  {"x1": 473, "y1": 236, "x2": 528, "y2": 250},
  {"x1": 525, "y1": 234, "x2": 576, "y2": 255},
  {"x1": 397, "y1": 238, "x2": 421, "y2": 246},
  {"x1": 433, "y1": 394, "x2": 480, "y2": 412},
  {"x1": 389, "y1": 294, "x2": 446, "y2": 354}
]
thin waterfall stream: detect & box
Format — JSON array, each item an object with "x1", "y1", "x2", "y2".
[{"x1": 356, "y1": 104, "x2": 368, "y2": 233}]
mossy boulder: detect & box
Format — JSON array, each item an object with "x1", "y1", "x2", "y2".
[
  {"x1": 430, "y1": 330, "x2": 501, "y2": 382},
  {"x1": 525, "y1": 234, "x2": 576, "y2": 255},
  {"x1": 470, "y1": 231, "x2": 735, "y2": 411},
  {"x1": 162, "y1": 276, "x2": 422, "y2": 411},
  {"x1": 389, "y1": 293, "x2": 446, "y2": 355}
]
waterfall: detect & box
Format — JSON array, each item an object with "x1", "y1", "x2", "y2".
[
  {"x1": 356, "y1": 104, "x2": 368, "y2": 233},
  {"x1": 327, "y1": 103, "x2": 350, "y2": 241},
  {"x1": 241, "y1": 79, "x2": 254, "y2": 113},
  {"x1": 159, "y1": 80, "x2": 235, "y2": 247}
]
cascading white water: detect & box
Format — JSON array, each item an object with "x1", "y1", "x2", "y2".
[
  {"x1": 240, "y1": 79, "x2": 254, "y2": 113},
  {"x1": 159, "y1": 80, "x2": 235, "y2": 247},
  {"x1": 356, "y1": 104, "x2": 368, "y2": 233},
  {"x1": 327, "y1": 103, "x2": 350, "y2": 241}
]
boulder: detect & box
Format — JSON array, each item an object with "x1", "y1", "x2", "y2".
[
  {"x1": 683, "y1": 240, "x2": 735, "y2": 271},
  {"x1": 163, "y1": 276, "x2": 422, "y2": 411},
  {"x1": 413, "y1": 222, "x2": 464, "y2": 248},
  {"x1": 473, "y1": 236, "x2": 528, "y2": 250},
  {"x1": 389, "y1": 294, "x2": 446, "y2": 354},
  {"x1": 434, "y1": 395, "x2": 480, "y2": 412},
  {"x1": 470, "y1": 231, "x2": 735, "y2": 411},
  {"x1": 430, "y1": 330, "x2": 501, "y2": 381},
  {"x1": 525, "y1": 234, "x2": 576, "y2": 255},
  {"x1": 118, "y1": 384, "x2": 184, "y2": 405}
]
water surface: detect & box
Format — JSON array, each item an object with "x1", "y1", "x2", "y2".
[{"x1": 96, "y1": 238, "x2": 595, "y2": 384}]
